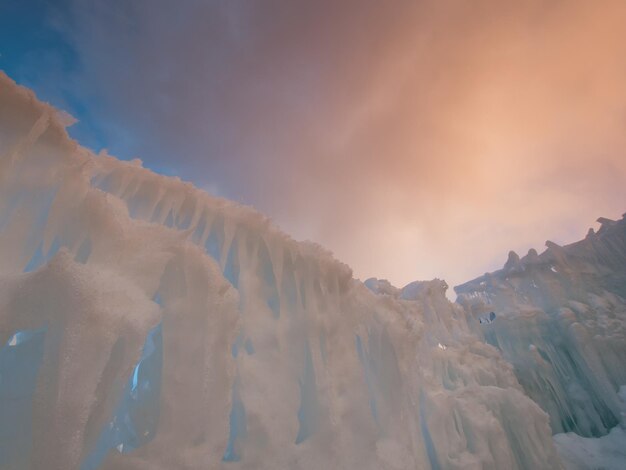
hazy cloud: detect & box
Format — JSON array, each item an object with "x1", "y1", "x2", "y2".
[{"x1": 43, "y1": 0, "x2": 626, "y2": 287}]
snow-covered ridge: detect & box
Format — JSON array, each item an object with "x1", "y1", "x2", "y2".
[
  {"x1": 456, "y1": 216, "x2": 626, "y2": 439},
  {"x1": 0, "y1": 71, "x2": 611, "y2": 470}
]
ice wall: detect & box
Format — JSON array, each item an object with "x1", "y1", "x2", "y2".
[
  {"x1": 456, "y1": 216, "x2": 626, "y2": 437},
  {"x1": 0, "y1": 72, "x2": 563, "y2": 469}
]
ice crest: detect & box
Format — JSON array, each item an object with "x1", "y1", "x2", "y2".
[{"x1": 2, "y1": 71, "x2": 624, "y2": 470}]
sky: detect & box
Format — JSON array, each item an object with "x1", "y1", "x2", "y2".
[{"x1": 1, "y1": 0, "x2": 626, "y2": 289}]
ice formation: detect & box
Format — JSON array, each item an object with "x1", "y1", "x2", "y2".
[
  {"x1": 456, "y1": 216, "x2": 626, "y2": 439},
  {"x1": 554, "y1": 424, "x2": 626, "y2": 470},
  {"x1": 552, "y1": 387, "x2": 626, "y2": 470},
  {"x1": 0, "y1": 72, "x2": 623, "y2": 469}
]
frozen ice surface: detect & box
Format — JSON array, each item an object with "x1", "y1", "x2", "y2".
[
  {"x1": 0, "y1": 71, "x2": 624, "y2": 469},
  {"x1": 456, "y1": 217, "x2": 626, "y2": 439},
  {"x1": 554, "y1": 424, "x2": 626, "y2": 470}
]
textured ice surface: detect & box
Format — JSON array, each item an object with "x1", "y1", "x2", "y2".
[
  {"x1": 554, "y1": 424, "x2": 626, "y2": 470},
  {"x1": 456, "y1": 218, "x2": 626, "y2": 439},
  {"x1": 553, "y1": 386, "x2": 626, "y2": 469},
  {"x1": 0, "y1": 71, "x2": 622, "y2": 470}
]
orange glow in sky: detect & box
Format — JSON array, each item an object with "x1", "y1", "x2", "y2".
[{"x1": 4, "y1": 0, "x2": 626, "y2": 288}]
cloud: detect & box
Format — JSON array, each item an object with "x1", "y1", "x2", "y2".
[{"x1": 49, "y1": 0, "x2": 626, "y2": 287}]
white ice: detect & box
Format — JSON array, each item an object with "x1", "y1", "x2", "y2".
[{"x1": 1, "y1": 71, "x2": 624, "y2": 470}]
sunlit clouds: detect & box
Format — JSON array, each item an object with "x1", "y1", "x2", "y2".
[{"x1": 15, "y1": 0, "x2": 626, "y2": 287}]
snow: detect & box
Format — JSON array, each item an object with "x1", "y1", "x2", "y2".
[
  {"x1": 554, "y1": 425, "x2": 626, "y2": 470},
  {"x1": 0, "y1": 71, "x2": 624, "y2": 470},
  {"x1": 554, "y1": 384, "x2": 626, "y2": 469}
]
